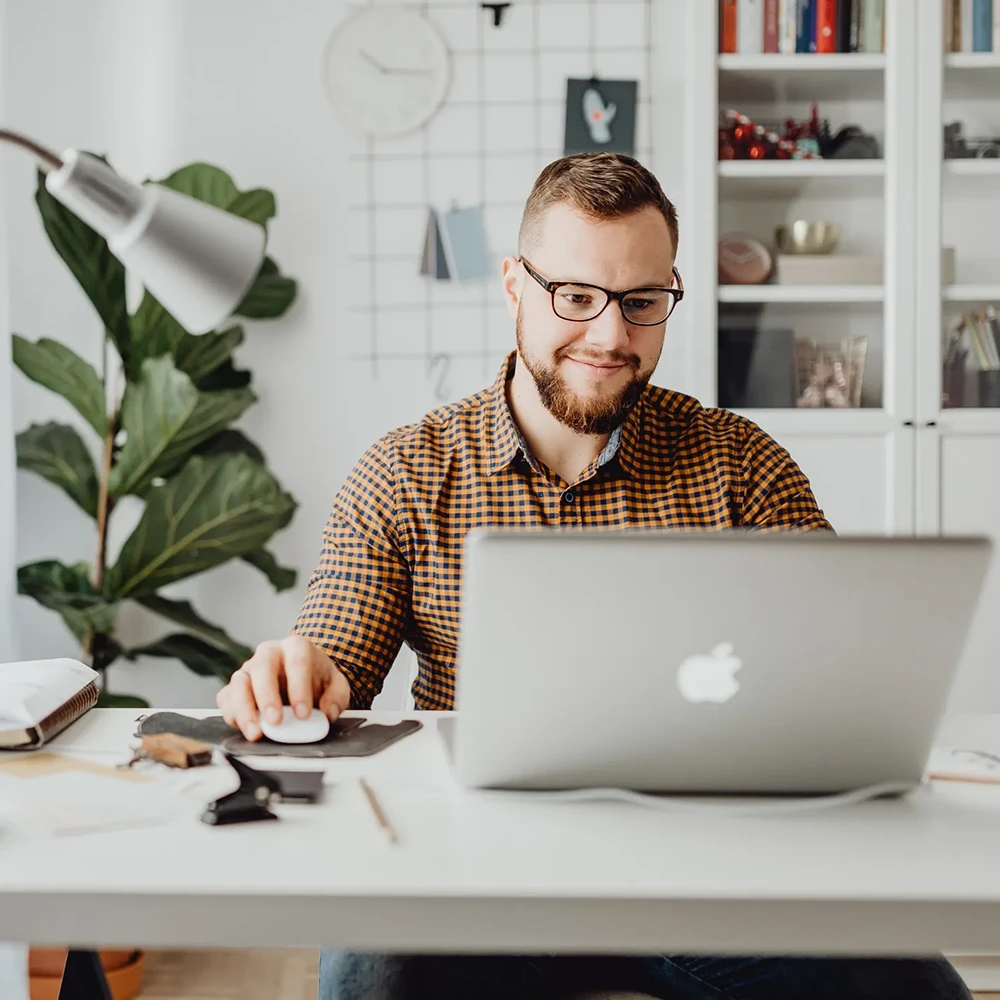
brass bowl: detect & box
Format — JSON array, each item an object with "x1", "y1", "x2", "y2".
[{"x1": 774, "y1": 221, "x2": 842, "y2": 255}]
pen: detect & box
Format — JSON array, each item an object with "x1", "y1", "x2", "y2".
[{"x1": 359, "y1": 777, "x2": 397, "y2": 845}]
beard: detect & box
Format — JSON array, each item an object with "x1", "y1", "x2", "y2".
[{"x1": 515, "y1": 305, "x2": 654, "y2": 435}]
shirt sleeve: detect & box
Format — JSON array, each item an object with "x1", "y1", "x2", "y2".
[
  {"x1": 739, "y1": 424, "x2": 835, "y2": 531},
  {"x1": 290, "y1": 435, "x2": 412, "y2": 709}
]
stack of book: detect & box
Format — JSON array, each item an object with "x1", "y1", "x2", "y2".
[
  {"x1": 719, "y1": 0, "x2": 885, "y2": 54},
  {"x1": 944, "y1": 0, "x2": 1000, "y2": 53},
  {"x1": 943, "y1": 305, "x2": 1000, "y2": 407}
]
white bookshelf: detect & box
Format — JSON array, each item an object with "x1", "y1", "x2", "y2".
[{"x1": 684, "y1": 5, "x2": 1000, "y2": 976}]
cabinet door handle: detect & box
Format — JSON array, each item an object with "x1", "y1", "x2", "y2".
[
  {"x1": 902, "y1": 420, "x2": 915, "y2": 427},
  {"x1": 925, "y1": 420, "x2": 938, "y2": 428}
]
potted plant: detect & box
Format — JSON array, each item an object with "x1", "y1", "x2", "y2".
[{"x1": 11, "y1": 157, "x2": 300, "y2": 1000}]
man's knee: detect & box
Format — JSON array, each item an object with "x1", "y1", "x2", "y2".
[{"x1": 317, "y1": 950, "x2": 408, "y2": 1000}]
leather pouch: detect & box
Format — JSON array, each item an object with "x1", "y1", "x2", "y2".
[{"x1": 135, "y1": 711, "x2": 421, "y2": 758}]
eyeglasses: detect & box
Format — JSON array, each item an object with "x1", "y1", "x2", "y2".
[{"x1": 519, "y1": 257, "x2": 684, "y2": 326}]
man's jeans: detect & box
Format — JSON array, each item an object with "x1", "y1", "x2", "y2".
[{"x1": 318, "y1": 950, "x2": 972, "y2": 1000}]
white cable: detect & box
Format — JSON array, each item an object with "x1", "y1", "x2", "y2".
[{"x1": 492, "y1": 780, "x2": 924, "y2": 817}]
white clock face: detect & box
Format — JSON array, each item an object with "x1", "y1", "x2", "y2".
[{"x1": 322, "y1": 5, "x2": 451, "y2": 138}]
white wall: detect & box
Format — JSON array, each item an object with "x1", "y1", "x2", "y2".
[
  {"x1": 3, "y1": 0, "x2": 689, "y2": 706},
  {"x1": 0, "y1": 0, "x2": 14, "y2": 664}
]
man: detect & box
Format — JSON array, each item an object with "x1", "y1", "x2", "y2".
[{"x1": 217, "y1": 153, "x2": 970, "y2": 1000}]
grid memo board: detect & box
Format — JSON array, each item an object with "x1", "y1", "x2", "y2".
[{"x1": 345, "y1": 0, "x2": 654, "y2": 405}]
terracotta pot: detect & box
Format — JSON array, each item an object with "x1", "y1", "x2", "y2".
[{"x1": 28, "y1": 949, "x2": 144, "y2": 1000}]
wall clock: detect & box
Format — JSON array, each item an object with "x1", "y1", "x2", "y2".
[{"x1": 322, "y1": 5, "x2": 451, "y2": 137}]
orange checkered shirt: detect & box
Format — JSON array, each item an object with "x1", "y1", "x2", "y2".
[{"x1": 292, "y1": 352, "x2": 833, "y2": 710}]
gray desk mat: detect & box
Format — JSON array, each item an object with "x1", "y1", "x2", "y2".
[{"x1": 135, "y1": 711, "x2": 421, "y2": 758}]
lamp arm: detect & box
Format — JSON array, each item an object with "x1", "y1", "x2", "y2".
[{"x1": 0, "y1": 128, "x2": 63, "y2": 171}]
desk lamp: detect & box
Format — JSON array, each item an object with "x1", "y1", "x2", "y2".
[{"x1": 0, "y1": 127, "x2": 266, "y2": 333}]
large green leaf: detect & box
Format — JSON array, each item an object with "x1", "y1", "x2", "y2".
[
  {"x1": 11, "y1": 335, "x2": 106, "y2": 436},
  {"x1": 128, "y1": 292, "x2": 186, "y2": 370},
  {"x1": 191, "y1": 358, "x2": 251, "y2": 391},
  {"x1": 136, "y1": 593, "x2": 252, "y2": 661},
  {"x1": 105, "y1": 452, "x2": 297, "y2": 598},
  {"x1": 16, "y1": 422, "x2": 99, "y2": 517},
  {"x1": 98, "y1": 692, "x2": 150, "y2": 708},
  {"x1": 242, "y1": 548, "x2": 297, "y2": 593},
  {"x1": 194, "y1": 429, "x2": 264, "y2": 465},
  {"x1": 34, "y1": 164, "x2": 131, "y2": 369},
  {"x1": 175, "y1": 326, "x2": 245, "y2": 385},
  {"x1": 153, "y1": 163, "x2": 276, "y2": 227},
  {"x1": 109, "y1": 357, "x2": 254, "y2": 497},
  {"x1": 17, "y1": 560, "x2": 119, "y2": 642},
  {"x1": 128, "y1": 633, "x2": 245, "y2": 682},
  {"x1": 235, "y1": 257, "x2": 297, "y2": 319}
]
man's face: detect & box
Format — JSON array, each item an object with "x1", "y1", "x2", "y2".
[{"x1": 503, "y1": 201, "x2": 676, "y2": 435}]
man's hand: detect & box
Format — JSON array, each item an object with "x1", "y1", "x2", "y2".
[{"x1": 216, "y1": 636, "x2": 352, "y2": 741}]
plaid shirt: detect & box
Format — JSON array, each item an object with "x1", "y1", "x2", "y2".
[{"x1": 292, "y1": 352, "x2": 832, "y2": 710}]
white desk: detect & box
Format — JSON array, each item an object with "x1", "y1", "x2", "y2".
[{"x1": 0, "y1": 710, "x2": 999, "y2": 957}]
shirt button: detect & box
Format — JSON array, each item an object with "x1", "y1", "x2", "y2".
[{"x1": 562, "y1": 491, "x2": 575, "y2": 504}]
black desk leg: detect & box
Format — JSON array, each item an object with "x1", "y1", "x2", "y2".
[{"x1": 57, "y1": 950, "x2": 113, "y2": 1000}]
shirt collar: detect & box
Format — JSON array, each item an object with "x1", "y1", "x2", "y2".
[{"x1": 485, "y1": 351, "x2": 641, "y2": 478}]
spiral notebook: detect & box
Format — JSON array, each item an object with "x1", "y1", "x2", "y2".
[{"x1": 0, "y1": 658, "x2": 99, "y2": 750}]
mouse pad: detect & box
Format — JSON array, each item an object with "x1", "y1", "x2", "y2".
[{"x1": 134, "y1": 712, "x2": 421, "y2": 758}]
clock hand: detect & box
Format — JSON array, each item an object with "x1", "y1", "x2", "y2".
[
  {"x1": 360, "y1": 49, "x2": 388, "y2": 73},
  {"x1": 383, "y1": 65, "x2": 432, "y2": 76}
]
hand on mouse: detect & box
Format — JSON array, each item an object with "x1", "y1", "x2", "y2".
[{"x1": 216, "y1": 636, "x2": 352, "y2": 742}]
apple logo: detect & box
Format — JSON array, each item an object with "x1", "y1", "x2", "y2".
[{"x1": 676, "y1": 642, "x2": 743, "y2": 704}]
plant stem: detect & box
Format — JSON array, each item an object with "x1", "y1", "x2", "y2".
[{"x1": 92, "y1": 410, "x2": 117, "y2": 593}]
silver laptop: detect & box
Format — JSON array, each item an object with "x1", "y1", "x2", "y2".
[{"x1": 443, "y1": 529, "x2": 991, "y2": 795}]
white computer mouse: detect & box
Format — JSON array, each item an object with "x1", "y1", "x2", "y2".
[{"x1": 259, "y1": 706, "x2": 330, "y2": 744}]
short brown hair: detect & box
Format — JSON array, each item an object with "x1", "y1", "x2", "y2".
[{"x1": 517, "y1": 152, "x2": 679, "y2": 258}]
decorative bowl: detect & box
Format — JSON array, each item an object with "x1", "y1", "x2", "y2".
[{"x1": 774, "y1": 221, "x2": 842, "y2": 255}]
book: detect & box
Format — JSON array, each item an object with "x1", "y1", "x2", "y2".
[
  {"x1": 764, "y1": 0, "x2": 780, "y2": 52},
  {"x1": 0, "y1": 658, "x2": 99, "y2": 750},
  {"x1": 721, "y1": 0, "x2": 739, "y2": 52},
  {"x1": 778, "y1": 0, "x2": 797, "y2": 52},
  {"x1": 738, "y1": 0, "x2": 764, "y2": 53},
  {"x1": 816, "y1": 0, "x2": 837, "y2": 51},
  {"x1": 836, "y1": 0, "x2": 853, "y2": 52},
  {"x1": 973, "y1": 0, "x2": 994, "y2": 51}
]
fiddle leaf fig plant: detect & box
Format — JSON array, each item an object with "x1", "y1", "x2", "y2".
[{"x1": 12, "y1": 159, "x2": 299, "y2": 706}]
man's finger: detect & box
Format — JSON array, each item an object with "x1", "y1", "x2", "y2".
[
  {"x1": 318, "y1": 664, "x2": 352, "y2": 721},
  {"x1": 228, "y1": 670, "x2": 262, "y2": 741},
  {"x1": 284, "y1": 638, "x2": 315, "y2": 719},
  {"x1": 247, "y1": 646, "x2": 285, "y2": 726}
]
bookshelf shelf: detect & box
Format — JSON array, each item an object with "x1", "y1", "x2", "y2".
[
  {"x1": 944, "y1": 53, "x2": 1000, "y2": 69},
  {"x1": 732, "y1": 409, "x2": 893, "y2": 434},
  {"x1": 718, "y1": 159, "x2": 885, "y2": 197},
  {"x1": 718, "y1": 284, "x2": 884, "y2": 304},
  {"x1": 717, "y1": 53, "x2": 885, "y2": 102},
  {"x1": 944, "y1": 285, "x2": 1000, "y2": 303},
  {"x1": 944, "y1": 159, "x2": 1000, "y2": 176},
  {"x1": 717, "y1": 53, "x2": 885, "y2": 71}
]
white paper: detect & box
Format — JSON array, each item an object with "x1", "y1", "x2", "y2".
[
  {"x1": 0, "y1": 944, "x2": 29, "y2": 1000},
  {"x1": 0, "y1": 771, "x2": 185, "y2": 836},
  {"x1": 0, "y1": 659, "x2": 98, "y2": 729}
]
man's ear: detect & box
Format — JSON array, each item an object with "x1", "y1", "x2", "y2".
[{"x1": 501, "y1": 254, "x2": 522, "y2": 320}]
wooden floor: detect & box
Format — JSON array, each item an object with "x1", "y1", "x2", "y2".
[
  {"x1": 138, "y1": 950, "x2": 999, "y2": 1000},
  {"x1": 139, "y1": 950, "x2": 319, "y2": 1000}
]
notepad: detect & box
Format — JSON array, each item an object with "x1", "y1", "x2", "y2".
[
  {"x1": 927, "y1": 747, "x2": 1000, "y2": 785},
  {"x1": 0, "y1": 659, "x2": 99, "y2": 750}
]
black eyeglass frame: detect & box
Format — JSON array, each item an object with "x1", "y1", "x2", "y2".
[{"x1": 518, "y1": 256, "x2": 685, "y2": 326}]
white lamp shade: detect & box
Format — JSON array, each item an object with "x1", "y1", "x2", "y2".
[{"x1": 45, "y1": 150, "x2": 266, "y2": 334}]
